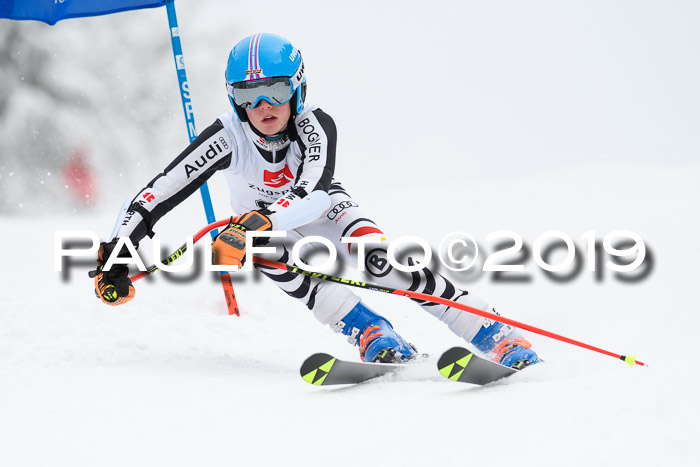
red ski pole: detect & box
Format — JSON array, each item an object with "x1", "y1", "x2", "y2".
[
  {"x1": 131, "y1": 219, "x2": 647, "y2": 367},
  {"x1": 251, "y1": 257, "x2": 648, "y2": 368}
]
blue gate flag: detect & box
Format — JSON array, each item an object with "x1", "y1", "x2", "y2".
[{"x1": 0, "y1": 0, "x2": 168, "y2": 25}]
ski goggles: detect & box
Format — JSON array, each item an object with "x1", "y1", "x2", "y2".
[{"x1": 227, "y1": 76, "x2": 295, "y2": 109}]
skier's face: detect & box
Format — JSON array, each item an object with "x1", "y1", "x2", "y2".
[{"x1": 245, "y1": 100, "x2": 291, "y2": 136}]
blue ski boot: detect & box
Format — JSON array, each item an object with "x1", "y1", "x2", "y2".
[
  {"x1": 470, "y1": 319, "x2": 541, "y2": 369},
  {"x1": 335, "y1": 302, "x2": 417, "y2": 363}
]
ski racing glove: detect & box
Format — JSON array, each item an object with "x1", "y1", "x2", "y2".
[
  {"x1": 212, "y1": 210, "x2": 273, "y2": 270},
  {"x1": 90, "y1": 240, "x2": 136, "y2": 306}
]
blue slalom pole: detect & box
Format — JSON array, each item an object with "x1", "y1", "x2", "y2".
[
  {"x1": 163, "y1": 0, "x2": 239, "y2": 315},
  {"x1": 164, "y1": 0, "x2": 216, "y2": 231}
]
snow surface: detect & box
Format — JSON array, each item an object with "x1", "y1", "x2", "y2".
[{"x1": 1, "y1": 1, "x2": 699, "y2": 466}]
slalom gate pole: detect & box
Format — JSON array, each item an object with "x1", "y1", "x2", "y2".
[
  {"x1": 163, "y1": 0, "x2": 239, "y2": 315},
  {"x1": 133, "y1": 219, "x2": 647, "y2": 368}
]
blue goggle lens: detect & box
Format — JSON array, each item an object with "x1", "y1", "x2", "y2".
[{"x1": 228, "y1": 77, "x2": 293, "y2": 109}]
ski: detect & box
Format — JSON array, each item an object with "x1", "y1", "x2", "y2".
[
  {"x1": 300, "y1": 347, "x2": 521, "y2": 387},
  {"x1": 437, "y1": 346, "x2": 517, "y2": 385},
  {"x1": 299, "y1": 352, "x2": 407, "y2": 386}
]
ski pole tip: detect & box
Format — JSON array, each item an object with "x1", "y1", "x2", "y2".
[
  {"x1": 621, "y1": 355, "x2": 638, "y2": 368},
  {"x1": 621, "y1": 355, "x2": 648, "y2": 368}
]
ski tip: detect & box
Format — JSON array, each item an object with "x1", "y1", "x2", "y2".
[
  {"x1": 437, "y1": 347, "x2": 475, "y2": 382},
  {"x1": 300, "y1": 355, "x2": 336, "y2": 386}
]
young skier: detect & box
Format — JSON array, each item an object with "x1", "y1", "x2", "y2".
[{"x1": 92, "y1": 33, "x2": 541, "y2": 368}]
